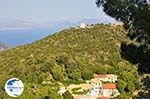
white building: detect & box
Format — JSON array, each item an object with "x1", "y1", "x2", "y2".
[
  {"x1": 102, "y1": 84, "x2": 120, "y2": 98},
  {"x1": 94, "y1": 74, "x2": 117, "y2": 83},
  {"x1": 88, "y1": 85, "x2": 101, "y2": 96},
  {"x1": 88, "y1": 81, "x2": 120, "y2": 98},
  {"x1": 111, "y1": 22, "x2": 124, "y2": 27},
  {"x1": 58, "y1": 87, "x2": 67, "y2": 95},
  {"x1": 80, "y1": 23, "x2": 86, "y2": 28},
  {"x1": 105, "y1": 74, "x2": 117, "y2": 83},
  {"x1": 88, "y1": 81, "x2": 102, "y2": 96}
]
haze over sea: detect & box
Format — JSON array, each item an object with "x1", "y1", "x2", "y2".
[{"x1": 0, "y1": 0, "x2": 116, "y2": 47}]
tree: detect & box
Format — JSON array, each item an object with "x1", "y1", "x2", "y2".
[
  {"x1": 63, "y1": 91, "x2": 74, "y2": 99},
  {"x1": 121, "y1": 71, "x2": 136, "y2": 82},
  {"x1": 96, "y1": 0, "x2": 150, "y2": 50},
  {"x1": 117, "y1": 79, "x2": 127, "y2": 93},
  {"x1": 96, "y1": 0, "x2": 150, "y2": 27},
  {"x1": 142, "y1": 76, "x2": 150, "y2": 90},
  {"x1": 127, "y1": 81, "x2": 136, "y2": 92},
  {"x1": 43, "y1": 96, "x2": 50, "y2": 99},
  {"x1": 47, "y1": 88, "x2": 61, "y2": 99},
  {"x1": 96, "y1": 64, "x2": 115, "y2": 74},
  {"x1": 81, "y1": 69, "x2": 93, "y2": 80},
  {"x1": 56, "y1": 54, "x2": 69, "y2": 65},
  {"x1": 69, "y1": 71, "x2": 81, "y2": 80},
  {"x1": 51, "y1": 66, "x2": 66, "y2": 81},
  {"x1": 115, "y1": 93, "x2": 130, "y2": 99}
]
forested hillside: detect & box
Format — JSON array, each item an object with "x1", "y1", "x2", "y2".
[{"x1": 0, "y1": 24, "x2": 139, "y2": 98}]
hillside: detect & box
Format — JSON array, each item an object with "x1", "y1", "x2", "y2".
[{"x1": 0, "y1": 24, "x2": 138, "y2": 98}]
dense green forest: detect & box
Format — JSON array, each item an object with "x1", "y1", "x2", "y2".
[{"x1": 0, "y1": 24, "x2": 139, "y2": 98}]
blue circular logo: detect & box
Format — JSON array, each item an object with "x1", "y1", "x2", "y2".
[{"x1": 5, "y1": 78, "x2": 24, "y2": 97}]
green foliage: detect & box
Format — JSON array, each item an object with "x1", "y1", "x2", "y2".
[
  {"x1": 133, "y1": 91, "x2": 150, "y2": 99},
  {"x1": 96, "y1": 0, "x2": 150, "y2": 73},
  {"x1": 115, "y1": 93, "x2": 130, "y2": 99},
  {"x1": 51, "y1": 66, "x2": 66, "y2": 81},
  {"x1": 117, "y1": 79, "x2": 127, "y2": 93},
  {"x1": 47, "y1": 89, "x2": 61, "y2": 99},
  {"x1": 56, "y1": 54, "x2": 69, "y2": 65},
  {"x1": 43, "y1": 96, "x2": 50, "y2": 99},
  {"x1": 121, "y1": 72, "x2": 136, "y2": 82},
  {"x1": 69, "y1": 71, "x2": 81, "y2": 80},
  {"x1": 72, "y1": 87, "x2": 81, "y2": 91},
  {"x1": 0, "y1": 24, "x2": 138, "y2": 98},
  {"x1": 63, "y1": 91, "x2": 74, "y2": 99},
  {"x1": 62, "y1": 80, "x2": 85, "y2": 86},
  {"x1": 115, "y1": 60, "x2": 138, "y2": 96},
  {"x1": 81, "y1": 69, "x2": 93, "y2": 80},
  {"x1": 142, "y1": 76, "x2": 150, "y2": 90},
  {"x1": 127, "y1": 81, "x2": 136, "y2": 92},
  {"x1": 72, "y1": 87, "x2": 87, "y2": 95},
  {"x1": 96, "y1": 0, "x2": 150, "y2": 40},
  {"x1": 96, "y1": 64, "x2": 115, "y2": 74}
]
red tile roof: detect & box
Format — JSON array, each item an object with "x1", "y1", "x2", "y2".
[
  {"x1": 94, "y1": 74, "x2": 106, "y2": 78},
  {"x1": 97, "y1": 96, "x2": 111, "y2": 99},
  {"x1": 103, "y1": 84, "x2": 116, "y2": 89}
]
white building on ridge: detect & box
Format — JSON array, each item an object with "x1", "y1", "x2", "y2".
[{"x1": 80, "y1": 23, "x2": 86, "y2": 28}]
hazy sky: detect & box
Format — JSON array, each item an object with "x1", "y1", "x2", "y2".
[
  {"x1": 0, "y1": 0, "x2": 117, "y2": 46},
  {"x1": 0, "y1": 0, "x2": 116, "y2": 30},
  {"x1": 0, "y1": 0, "x2": 115, "y2": 21}
]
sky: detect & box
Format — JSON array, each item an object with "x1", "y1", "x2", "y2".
[
  {"x1": 0, "y1": 0, "x2": 116, "y2": 30},
  {"x1": 0, "y1": 0, "x2": 117, "y2": 47}
]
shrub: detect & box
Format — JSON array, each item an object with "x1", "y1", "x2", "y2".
[
  {"x1": 63, "y1": 91, "x2": 74, "y2": 99},
  {"x1": 81, "y1": 69, "x2": 93, "y2": 80}
]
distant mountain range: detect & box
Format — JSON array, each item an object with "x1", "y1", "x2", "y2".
[{"x1": 0, "y1": 18, "x2": 116, "y2": 47}]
